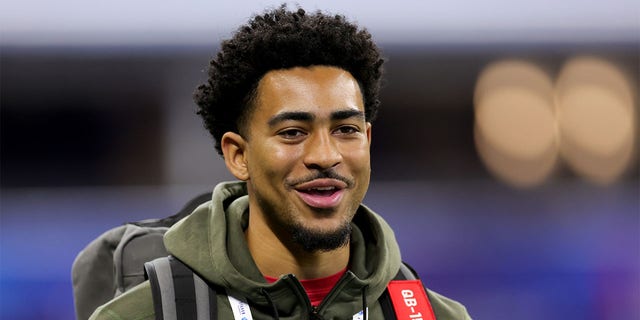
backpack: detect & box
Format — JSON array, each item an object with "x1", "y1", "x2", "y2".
[{"x1": 72, "y1": 192, "x2": 212, "y2": 320}]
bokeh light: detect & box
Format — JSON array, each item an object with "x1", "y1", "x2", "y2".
[
  {"x1": 474, "y1": 56, "x2": 638, "y2": 187},
  {"x1": 555, "y1": 56, "x2": 637, "y2": 185},
  {"x1": 474, "y1": 60, "x2": 559, "y2": 187}
]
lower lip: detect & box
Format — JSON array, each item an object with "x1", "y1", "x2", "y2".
[{"x1": 295, "y1": 189, "x2": 345, "y2": 209}]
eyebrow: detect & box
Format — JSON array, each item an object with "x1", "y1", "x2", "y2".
[
  {"x1": 268, "y1": 111, "x2": 314, "y2": 127},
  {"x1": 267, "y1": 109, "x2": 365, "y2": 127},
  {"x1": 331, "y1": 109, "x2": 365, "y2": 121}
]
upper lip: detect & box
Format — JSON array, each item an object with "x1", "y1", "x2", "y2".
[{"x1": 293, "y1": 178, "x2": 348, "y2": 191}]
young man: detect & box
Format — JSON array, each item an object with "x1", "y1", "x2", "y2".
[{"x1": 90, "y1": 6, "x2": 470, "y2": 320}]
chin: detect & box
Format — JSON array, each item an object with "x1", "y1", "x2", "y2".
[{"x1": 290, "y1": 219, "x2": 352, "y2": 252}]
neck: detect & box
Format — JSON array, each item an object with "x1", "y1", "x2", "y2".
[{"x1": 245, "y1": 208, "x2": 350, "y2": 280}]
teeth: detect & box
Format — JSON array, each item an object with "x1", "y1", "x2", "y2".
[{"x1": 308, "y1": 186, "x2": 335, "y2": 191}]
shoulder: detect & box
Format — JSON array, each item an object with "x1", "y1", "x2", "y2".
[
  {"x1": 427, "y1": 289, "x2": 472, "y2": 320},
  {"x1": 89, "y1": 281, "x2": 155, "y2": 320}
]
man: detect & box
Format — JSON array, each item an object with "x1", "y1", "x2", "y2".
[{"x1": 90, "y1": 6, "x2": 471, "y2": 320}]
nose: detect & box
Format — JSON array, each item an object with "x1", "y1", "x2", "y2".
[{"x1": 303, "y1": 131, "x2": 342, "y2": 170}]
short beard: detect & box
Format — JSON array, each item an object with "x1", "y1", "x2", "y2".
[{"x1": 290, "y1": 221, "x2": 352, "y2": 253}]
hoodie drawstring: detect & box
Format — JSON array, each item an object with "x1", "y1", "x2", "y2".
[
  {"x1": 362, "y1": 285, "x2": 368, "y2": 320},
  {"x1": 260, "y1": 288, "x2": 280, "y2": 320}
]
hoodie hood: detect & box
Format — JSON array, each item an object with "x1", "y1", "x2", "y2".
[{"x1": 164, "y1": 181, "x2": 402, "y2": 318}]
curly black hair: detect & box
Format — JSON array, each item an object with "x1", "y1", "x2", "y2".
[{"x1": 194, "y1": 5, "x2": 384, "y2": 155}]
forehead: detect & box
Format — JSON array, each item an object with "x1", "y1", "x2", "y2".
[{"x1": 251, "y1": 66, "x2": 364, "y2": 120}]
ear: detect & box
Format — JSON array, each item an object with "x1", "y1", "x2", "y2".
[
  {"x1": 221, "y1": 132, "x2": 249, "y2": 181},
  {"x1": 365, "y1": 122, "x2": 372, "y2": 146}
]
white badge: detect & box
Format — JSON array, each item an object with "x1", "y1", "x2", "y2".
[
  {"x1": 227, "y1": 293, "x2": 254, "y2": 320},
  {"x1": 352, "y1": 308, "x2": 369, "y2": 320}
]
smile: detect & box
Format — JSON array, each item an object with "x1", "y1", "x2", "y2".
[{"x1": 293, "y1": 179, "x2": 347, "y2": 209}]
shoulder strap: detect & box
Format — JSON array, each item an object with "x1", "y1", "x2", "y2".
[
  {"x1": 380, "y1": 261, "x2": 436, "y2": 320},
  {"x1": 395, "y1": 262, "x2": 419, "y2": 281},
  {"x1": 144, "y1": 256, "x2": 217, "y2": 320},
  {"x1": 380, "y1": 262, "x2": 412, "y2": 320}
]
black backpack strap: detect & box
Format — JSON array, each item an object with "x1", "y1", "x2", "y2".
[
  {"x1": 395, "y1": 262, "x2": 419, "y2": 281},
  {"x1": 144, "y1": 256, "x2": 217, "y2": 320},
  {"x1": 379, "y1": 289, "x2": 397, "y2": 320},
  {"x1": 379, "y1": 261, "x2": 426, "y2": 320}
]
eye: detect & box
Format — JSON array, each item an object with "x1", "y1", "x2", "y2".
[
  {"x1": 334, "y1": 125, "x2": 359, "y2": 135},
  {"x1": 277, "y1": 128, "x2": 307, "y2": 139}
]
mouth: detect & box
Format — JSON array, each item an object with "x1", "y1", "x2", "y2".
[{"x1": 293, "y1": 179, "x2": 347, "y2": 209}]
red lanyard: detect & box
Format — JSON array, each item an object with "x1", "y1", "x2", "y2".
[{"x1": 386, "y1": 280, "x2": 436, "y2": 320}]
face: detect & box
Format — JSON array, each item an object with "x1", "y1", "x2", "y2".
[{"x1": 224, "y1": 65, "x2": 372, "y2": 252}]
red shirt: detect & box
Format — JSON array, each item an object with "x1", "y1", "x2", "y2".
[{"x1": 265, "y1": 268, "x2": 347, "y2": 306}]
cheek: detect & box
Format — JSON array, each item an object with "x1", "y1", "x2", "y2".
[
  {"x1": 271, "y1": 147, "x2": 299, "y2": 162},
  {"x1": 342, "y1": 142, "x2": 371, "y2": 169},
  {"x1": 249, "y1": 141, "x2": 301, "y2": 177}
]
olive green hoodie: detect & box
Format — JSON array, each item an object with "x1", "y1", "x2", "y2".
[{"x1": 90, "y1": 181, "x2": 471, "y2": 320}]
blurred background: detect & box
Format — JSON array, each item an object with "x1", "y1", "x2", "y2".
[{"x1": 1, "y1": 1, "x2": 638, "y2": 319}]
